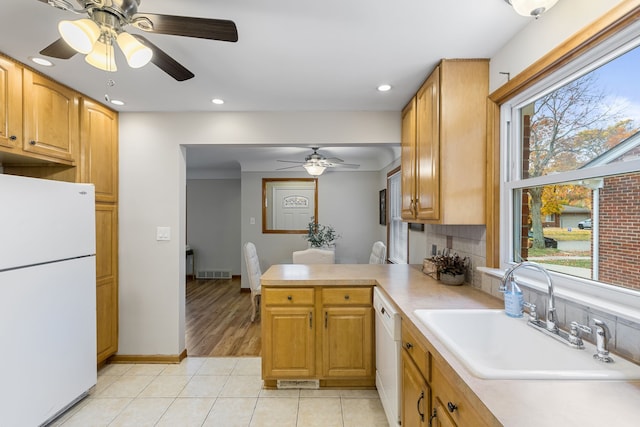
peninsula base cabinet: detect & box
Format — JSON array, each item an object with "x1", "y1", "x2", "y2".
[
  {"x1": 262, "y1": 286, "x2": 374, "y2": 388},
  {"x1": 401, "y1": 319, "x2": 491, "y2": 427}
]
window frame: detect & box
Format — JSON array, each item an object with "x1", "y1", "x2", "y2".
[{"x1": 497, "y1": 16, "x2": 640, "y2": 322}]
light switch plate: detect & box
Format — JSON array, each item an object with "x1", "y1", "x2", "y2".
[{"x1": 157, "y1": 226, "x2": 171, "y2": 241}]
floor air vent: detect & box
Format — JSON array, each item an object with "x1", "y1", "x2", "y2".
[
  {"x1": 196, "y1": 270, "x2": 232, "y2": 279},
  {"x1": 277, "y1": 380, "x2": 320, "y2": 389}
]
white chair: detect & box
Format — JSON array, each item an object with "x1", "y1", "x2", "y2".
[
  {"x1": 243, "y1": 242, "x2": 262, "y2": 322},
  {"x1": 292, "y1": 248, "x2": 335, "y2": 264},
  {"x1": 369, "y1": 241, "x2": 387, "y2": 264}
]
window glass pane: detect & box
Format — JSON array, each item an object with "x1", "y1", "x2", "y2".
[
  {"x1": 514, "y1": 171, "x2": 640, "y2": 291},
  {"x1": 519, "y1": 45, "x2": 640, "y2": 179},
  {"x1": 509, "y1": 40, "x2": 640, "y2": 294},
  {"x1": 388, "y1": 171, "x2": 407, "y2": 264}
]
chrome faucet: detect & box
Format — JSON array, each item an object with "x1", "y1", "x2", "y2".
[
  {"x1": 501, "y1": 261, "x2": 558, "y2": 332},
  {"x1": 592, "y1": 319, "x2": 614, "y2": 363}
]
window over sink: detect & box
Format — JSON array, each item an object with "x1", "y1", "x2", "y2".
[{"x1": 501, "y1": 22, "x2": 640, "y2": 294}]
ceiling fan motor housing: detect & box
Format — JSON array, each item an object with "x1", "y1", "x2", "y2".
[{"x1": 82, "y1": 0, "x2": 138, "y2": 25}]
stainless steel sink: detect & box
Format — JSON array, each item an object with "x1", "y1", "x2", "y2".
[{"x1": 413, "y1": 309, "x2": 640, "y2": 380}]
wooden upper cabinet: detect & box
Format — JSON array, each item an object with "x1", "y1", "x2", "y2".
[
  {"x1": 22, "y1": 69, "x2": 79, "y2": 164},
  {"x1": 401, "y1": 68, "x2": 440, "y2": 222},
  {"x1": 80, "y1": 98, "x2": 118, "y2": 203},
  {"x1": 401, "y1": 59, "x2": 488, "y2": 225},
  {"x1": 0, "y1": 56, "x2": 22, "y2": 151},
  {"x1": 415, "y1": 69, "x2": 440, "y2": 221},
  {"x1": 401, "y1": 97, "x2": 417, "y2": 220},
  {"x1": 437, "y1": 59, "x2": 488, "y2": 225}
]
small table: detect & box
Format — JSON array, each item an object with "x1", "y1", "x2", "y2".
[{"x1": 186, "y1": 248, "x2": 195, "y2": 279}]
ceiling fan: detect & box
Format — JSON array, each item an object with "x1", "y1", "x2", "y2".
[
  {"x1": 277, "y1": 147, "x2": 360, "y2": 176},
  {"x1": 36, "y1": 0, "x2": 238, "y2": 81}
]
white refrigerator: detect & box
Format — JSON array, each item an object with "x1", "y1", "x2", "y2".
[{"x1": 0, "y1": 174, "x2": 97, "y2": 427}]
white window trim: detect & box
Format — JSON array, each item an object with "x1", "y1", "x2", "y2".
[{"x1": 498, "y1": 20, "x2": 640, "y2": 324}]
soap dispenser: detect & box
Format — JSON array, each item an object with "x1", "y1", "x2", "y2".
[{"x1": 503, "y1": 279, "x2": 523, "y2": 318}]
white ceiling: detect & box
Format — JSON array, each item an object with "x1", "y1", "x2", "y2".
[{"x1": 0, "y1": 0, "x2": 530, "y2": 172}]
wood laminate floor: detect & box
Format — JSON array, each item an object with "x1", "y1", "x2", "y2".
[{"x1": 185, "y1": 277, "x2": 261, "y2": 357}]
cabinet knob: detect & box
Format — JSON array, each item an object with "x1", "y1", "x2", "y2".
[
  {"x1": 287, "y1": 295, "x2": 292, "y2": 301},
  {"x1": 9, "y1": 135, "x2": 17, "y2": 141},
  {"x1": 29, "y1": 140, "x2": 36, "y2": 145},
  {"x1": 405, "y1": 342, "x2": 413, "y2": 350},
  {"x1": 344, "y1": 294, "x2": 350, "y2": 300},
  {"x1": 447, "y1": 402, "x2": 458, "y2": 413}
]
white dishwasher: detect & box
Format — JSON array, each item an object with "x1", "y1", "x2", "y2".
[{"x1": 374, "y1": 287, "x2": 402, "y2": 426}]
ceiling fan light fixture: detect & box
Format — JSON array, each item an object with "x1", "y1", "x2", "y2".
[
  {"x1": 507, "y1": 0, "x2": 560, "y2": 17},
  {"x1": 58, "y1": 18, "x2": 100, "y2": 54},
  {"x1": 85, "y1": 39, "x2": 117, "y2": 72},
  {"x1": 117, "y1": 32, "x2": 153, "y2": 68},
  {"x1": 303, "y1": 163, "x2": 327, "y2": 177}
]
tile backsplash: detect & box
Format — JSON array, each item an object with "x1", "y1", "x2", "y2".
[
  {"x1": 422, "y1": 224, "x2": 487, "y2": 289},
  {"x1": 422, "y1": 224, "x2": 640, "y2": 365}
]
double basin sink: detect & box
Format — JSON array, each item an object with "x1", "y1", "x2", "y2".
[{"x1": 413, "y1": 309, "x2": 640, "y2": 380}]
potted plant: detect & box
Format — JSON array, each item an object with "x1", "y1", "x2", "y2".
[
  {"x1": 425, "y1": 249, "x2": 469, "y2": 285},
  {"x1": 305, "y1": 217, "x2": 339, "y2": 248}
]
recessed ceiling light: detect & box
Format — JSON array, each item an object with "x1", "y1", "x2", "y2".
[
  {"x1": 377, "y1": 84, "x2": 392, "y2": 92},
  {"x1": 30, "y1": 57, "x2": 53, "y2": 67},
  {"x1": 211, "y1": 98, "x2": 224, "y2": 105},
  {"x1": 110, "y1": 99, "x2": 125, "y2": 106}
]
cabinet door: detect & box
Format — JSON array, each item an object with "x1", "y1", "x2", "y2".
[
  {"x1": 22, "y1": 70, "x2": 79, "y2": 164},
  {"x1": 96, "y1": 203, "x2": 118, "y2": 363},
  {"x1": 415, "y1": 67, "x2": 440, "y2": 220},
  {"x1": 401, "y1": 350, "x2": 429, "y2": 427},
  {"x1": 432, "y1": 398, "x2": 457, "y2": 427},
  {"x1": 432, "y1": 362, "x2": 488, "y2": 427},
  {"x1": 322, "y1": 306, "x2": 373, "y2": 378},
  {"x1": 263, "y1": 306, "x2": 315, "y2": 378},
  {"x1": 0, "y1": 56, "x2": 22, "y2": 150},
  {"x1": 401, "y1": 97, "x2": 417, "y2": 220},
  {"x1": 80, "y1": 99, "x2": 118, "y2": 203}
]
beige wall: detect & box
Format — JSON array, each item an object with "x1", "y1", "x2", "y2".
[
  {"x1": 119, "y1": 112, "x2": 400, "y2": 356},
  {"x1": 117, "y1": 1, "x2": 622, "y2": 356}
]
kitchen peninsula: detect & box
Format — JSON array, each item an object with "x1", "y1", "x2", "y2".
[{"x1": 260, "y1": 263, "x2": 640, "y2": 427}]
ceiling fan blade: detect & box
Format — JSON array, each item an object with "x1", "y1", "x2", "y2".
[
  {"x1": 277, "y1": 160, "x2": 306, "y2": 164},
  {"x1": 36, "y1": 0, "x2": 87, "y2": 13},
  {"x1": 133, "y1": 13, "x2": 238, "y2": 42},
  {"x1": 325, "y1": 157, "x2": 344, "y2": 163},
  {"x1": 276, "y1": 165, "x2": 304, "y2": 171},
  {"x1": 331, "y1": 163, "x2": 360, "y2": 168},
  {"x1": 132, "y1": 34, "x2": 194, "y2": 81},
  {"x1": 39, "y1": 38, "x2": 78, "y2": 59}
]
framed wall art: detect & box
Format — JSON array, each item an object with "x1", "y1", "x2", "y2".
[{"x1": 379, "y1": 189, "x2": 386, "y2": 225}]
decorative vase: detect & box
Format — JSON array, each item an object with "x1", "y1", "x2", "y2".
[{"x1": 439, "y1": 273, "x2": 465, "y2": 286}]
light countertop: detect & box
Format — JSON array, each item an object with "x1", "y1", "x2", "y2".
[{"x1": 260, "y1": 263, "x2": 640, "y2": 427}]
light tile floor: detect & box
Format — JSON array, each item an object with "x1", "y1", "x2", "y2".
[{"x1": 50, "y1": 357, "x2": 390, "y2": 427}]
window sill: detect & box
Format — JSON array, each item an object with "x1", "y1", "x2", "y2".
[{"x1": 478, "y1": 266, "x2": 640, "y2": 325}]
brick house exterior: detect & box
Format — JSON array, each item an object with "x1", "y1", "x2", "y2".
[
  {"x1": 598, "y1": 173, "x2": 640, "y2": 290},
  {"x1": 583, "y1": 134, "x2": 640, "y2": 290}
]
